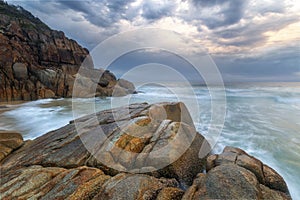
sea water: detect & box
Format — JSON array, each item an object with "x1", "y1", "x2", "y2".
[{"x1": 0, "y1": 82, "x2": 299, "y2": 199}]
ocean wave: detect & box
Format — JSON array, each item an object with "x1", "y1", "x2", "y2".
[
  {"x1": 1, "y1": 85, "x2": 300, "y2": 199},
  {"x1": 274, "y1": 96, "x2": 300, "y2": 104}
]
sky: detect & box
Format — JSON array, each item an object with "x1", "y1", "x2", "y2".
[{"x1": 7, "y1": 0, "x2": 300, "y2": 82}]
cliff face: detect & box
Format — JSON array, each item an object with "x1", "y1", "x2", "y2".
[{"x1": 0, "y1": 2, "x2": 134, "y2": 101}]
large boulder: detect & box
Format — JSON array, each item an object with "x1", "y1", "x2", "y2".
[
  {"x1": 182, "y1": 164, "x2": 261, "y2": 199},
  {"x1": 93, "y1": 173, "x2": 179, "y2": 200},
  {"x1": 117, "y1": 79, "x2": 136, "y2": 94},
  {"x1": 12, "y1": 62, "x2": 28, "y2": 80},
  {"x1": 0, "y1": 102, "x2": 209, "y2": 188},
  {"x1": 206, "y1": 146, "x2": 290, "y2": 194},
  {"x1": 183, "y1": 146, "x2": 292, "y2": 200}
]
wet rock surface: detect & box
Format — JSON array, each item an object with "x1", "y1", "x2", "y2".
[{"x1": 0, "y1": 102, "x2": 291, "y2": 199}]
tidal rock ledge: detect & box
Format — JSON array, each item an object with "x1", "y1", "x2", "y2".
[{"x1": 0, "y1": 102, "x2": 291, "y2": 200}]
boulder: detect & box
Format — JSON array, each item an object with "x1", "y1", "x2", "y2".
[
  {"x1": 93, "y1": 173, "x2": 179, "y2": 200},
  {"x1": 186, "y1": 146, "x2": 292, "y2": 200},
  {"x1": 117, "y1": 78, "x2": 136, "y2": 93},
  {"x1": 183, "y1": 164, "x2": 261, "y2": 199},
  {"x1": 206, "y1": 146, "x2": 289, "y2": 195},
  {"x1": 263, "y1": 164, "x2": 290, "y2": 194},
  {"x1": 260, "y1": 184, "x2": 292, "y2": 200},
  {"x1": 0, "y1": 102, "x2": 209, "y2": 188},
  {"x1": 111, "y1": 85, "x2": 129, "y2": 97},
  {"x1": 12, "y1": 62, "x2": 28, "y2": 80}
]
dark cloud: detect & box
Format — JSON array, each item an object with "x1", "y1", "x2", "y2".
[
  {"x1": 58, "y1": 1, "x2": 119, "y2": 27},
  {"x1": 21, "y1": 0, "x2": 132, "y2": 28},
  {"x1": 109, "y1": 46, "x2": 300, "y2": 82},
  {"x1": 142, "y1": 1, "x2": 175, "y2": 20},
  {"x1": 192, "y1": 0, "x2": 248, "y2": 29},
  {"x1": 106, "y1": 0, "x2": 131, "y2": 13},
  {"x1": 59, "y1": 1, "x2": 91, "y2": 14},
  {"x1": 5, "y1": 0, "x2": 300, "y2": 82},
  {"x1": 11, "y1": 1, "x2": 61, "y2": 15},
  {"x1": 106, "y1": 49, "x2": 205, "y2": 82},
  {"x1": 213, "y1": 15, "x2": 298, "y2": 47},
  {"x1": 215, "y1": 45, "x2": 300, "y2": 81}
]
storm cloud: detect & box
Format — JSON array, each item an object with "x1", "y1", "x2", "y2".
[
  {"x1": 142, "y1": 0, "x2": 175, "y2": 20},
  {"x1": 6, "y1": 0, "x2": 300, "y2": 82},
  {"x1": 191, "y1": 0, "x2": 247, "y2": 29}
]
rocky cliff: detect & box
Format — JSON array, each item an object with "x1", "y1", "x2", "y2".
[
  {"x1": 0, "y1": 102, "x2": 291, "y2": 199},
  {"x1": 0, "y1": 2, "x2": 134, "y2": 101}
]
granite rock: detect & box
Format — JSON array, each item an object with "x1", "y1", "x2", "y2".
[{"x1": 0, "y1": 2, "x2": 134, "y2": 102}]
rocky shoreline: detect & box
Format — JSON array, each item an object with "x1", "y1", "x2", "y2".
[
  {"x1": 0, "y1": 102, "x2": 291, "y2": 200},
  {"x1": 0, "y1": 2, "x2": 135, "y2": 102}
]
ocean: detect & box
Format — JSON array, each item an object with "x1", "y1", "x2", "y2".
[{"x1": 0, "y1": 82, "x2": 299, "y2": 199}]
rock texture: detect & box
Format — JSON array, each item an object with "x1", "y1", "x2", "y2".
[
  {"x1": 93, "y1": 173, "x2": 179, "y2": 200},
  {"x1": 183, "y1": 146, "x2": 291, "y2": 200},
  {"x1": 0, "y1": 165, "x2": 111, "y2": 200},
  {"x1": 0, "y1": 102, "x2": 291, "y2": 199},
  {"x1": 0, "y1": 131, "x2": 23, "y2": 162},
  {"x1": 0, "y1": 2, "x2": 134, "y2": 101},
  {"x1": 0, "y1": 102, "x2": 208, "y2": 187}
]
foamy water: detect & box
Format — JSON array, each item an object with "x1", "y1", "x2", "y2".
[{"x1": 1, "y1": 83, "x2": 300, "y2": 199}]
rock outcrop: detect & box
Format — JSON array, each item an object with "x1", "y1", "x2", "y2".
[
  {"x1": 0, "y1": 2, "x2": 134, "y2": 101},
  {"x1": 183, "y1": 146, "x2": 291, "y2": 200},
  {"x1": 0, "y1": 102, "x2": 291, "y2": 199},
  {"x1": 0, "y1": 102, "x2": 208, "y2": 187}
]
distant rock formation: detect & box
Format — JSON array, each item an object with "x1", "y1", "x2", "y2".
[
  {"x1": 0, "y1": 2, "x2": 134, "y2": 101},
  {"x1": 0, "y1": 102, "x2": 291, "y2": 199}
]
